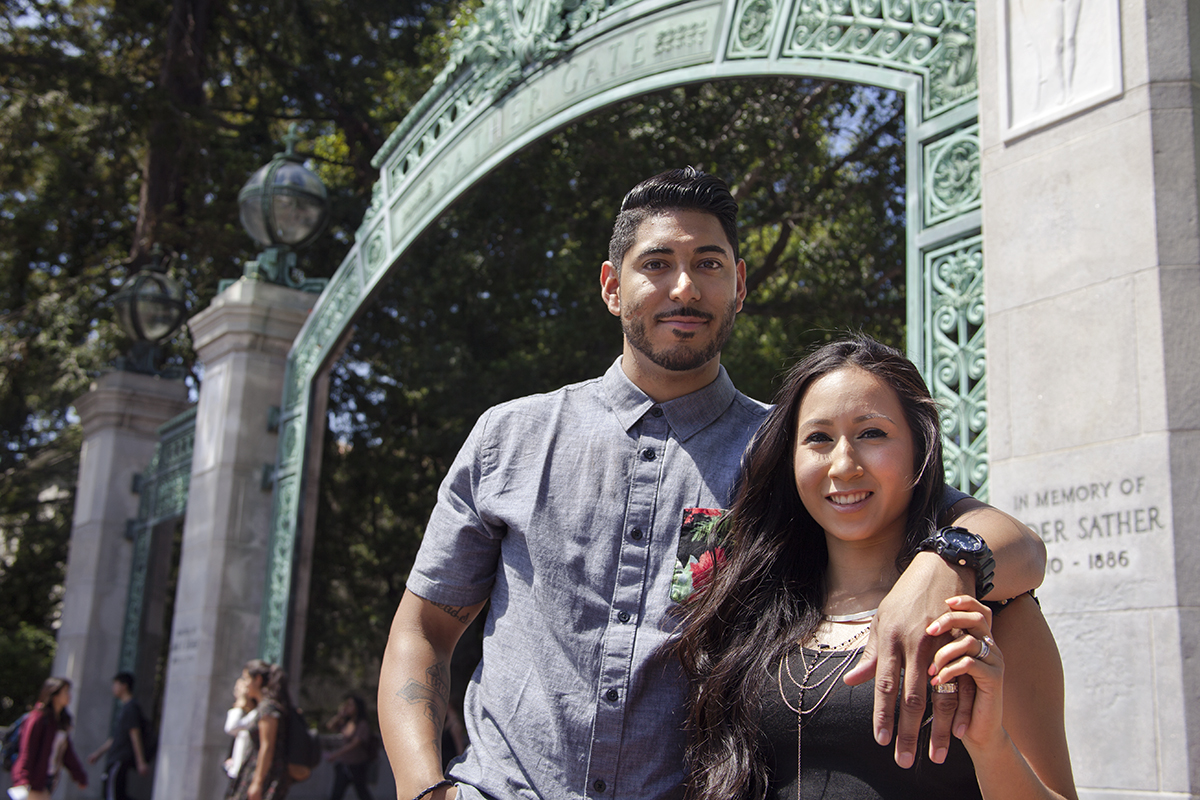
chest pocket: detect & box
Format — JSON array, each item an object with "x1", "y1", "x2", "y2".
[{"x1": 669, "y1": 507, "x2": 730, "y2": 605}]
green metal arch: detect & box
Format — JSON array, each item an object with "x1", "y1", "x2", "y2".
[{"x1": 260, "y1": 0, "x2": 987, "y2": 661}]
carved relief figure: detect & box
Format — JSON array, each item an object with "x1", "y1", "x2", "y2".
[
  {"x1": 1017, "y1": 0, "x2": 1084, "y2": 109},
  {"x1": 1004, "y1": 0, "x2": 1121, "y2": 134}
]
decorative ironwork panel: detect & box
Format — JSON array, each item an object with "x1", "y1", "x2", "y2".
[
  {"x1": 377, "y1": 0, "x2": 620, "y2": 194},
  {"x1": 118, "y1": 519, "x2": 153, "y2": 674},
  {"x1": 118, "y1": 407, "x2": 197, "y2": 674},
  {"x1": 286, "y1": 265, "x2": 362, "y2": 409},
  {"x1": 728, "y1": 0, "x2": 779, "y2": 58},
  {"x1": 924, "y1": 124, "x2": 981, "y2": 226},
  {"x1": 138, "y1": 409, "x2": 197, "y2": 525},
  {"x1": 782, "y1": 0, "x2": 977, "y2": 117},
  {"x1": 925, "y1": 236, "x2": 987, "y2": 499},
  {"x1": 925, "y1": 16, "x2": 976, "y2": 114},
  {"x1": 364, "y1": 229, "x2": 389, "y2": 277},
  {"x1": 260, "y1": 474, "x2": 301, "y2": 662}
]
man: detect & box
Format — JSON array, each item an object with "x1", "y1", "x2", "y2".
[
  {"x1": 379, "y1": 168, "x2": 1045, "y2": 800},
  {"x1": 88, "y1": 672, "x2": 149, "y2": 800}
]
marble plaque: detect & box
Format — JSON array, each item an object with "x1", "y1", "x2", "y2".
[{"x1": 992, "y1": 436, "x2": 1175, "y2": 613}]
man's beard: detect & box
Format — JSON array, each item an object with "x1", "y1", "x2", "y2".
[{"x1": 622, "y1": 300, "x2": 738, "y2": 372}]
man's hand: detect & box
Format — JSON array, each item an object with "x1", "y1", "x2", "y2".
[
  {"x1": 130, "y1": 728, "x2": 149, "y2": 775},
  {"x1": 87, "y1": 743, "x2": 111, "y2": 767},
  {"x1": 843, "y1": 552, "x2": 974, "y2": 767}
]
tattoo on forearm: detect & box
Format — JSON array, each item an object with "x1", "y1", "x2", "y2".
[
  {"x1": 398, "y1": 661, "x2": 451, "y2": 723},
  {"x1": 433, "y1": 602, "x2": 471, "y2": 624},
  {"x1": 427, "y1": 662, "x2": 450, "y2": 700},
  {"x1": 398, "y1": 680, "x2": 441, "y2": 722}
]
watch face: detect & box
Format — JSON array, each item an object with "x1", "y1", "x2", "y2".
[{"x1": 943, "y1": 529, "x2": 982, "y2": 552}]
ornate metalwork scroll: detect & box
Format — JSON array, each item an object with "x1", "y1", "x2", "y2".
[
  {"x1": 118, "y1": 408, "x2": 196, "y2": 674},
  {"x1": 727, "y1": 0, "x2": 978, "y2": 119},
  {"x1": 260, "y1": 0, "x2": 989, "y2": 661},
  {"x1": 926, "y1": 236, "x2": 987, "y2": 497},
  {"x1": 728, "y1": 0, "x2": 779, "y2": 58},
  {"x1": 925, "y1": 124, "x2": 981, "y2": 226}
]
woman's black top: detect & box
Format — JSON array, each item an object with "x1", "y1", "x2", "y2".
[{"x1": 760, "y1": 648, "x2": 983, "y2": 800}]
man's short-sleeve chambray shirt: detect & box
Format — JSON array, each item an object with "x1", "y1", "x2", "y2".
[{"x1": 406, "y1": 358, "x2": 770, "y2": 800}]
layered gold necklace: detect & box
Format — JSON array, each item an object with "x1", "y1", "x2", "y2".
[{"x1": 775, "y1": 611, "x2": 875, "y2": 800}]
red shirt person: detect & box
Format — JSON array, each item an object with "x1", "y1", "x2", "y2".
[{"x1": 11, "y1": 677, "x2": 88, "y2": 798}]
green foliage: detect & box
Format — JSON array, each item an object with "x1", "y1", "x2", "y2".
[
  {"x1": 307, "y1": 76, "x2": 907, "y2": 700},
  {"x1": 0, "y1": 416, "x2": 78, "y2": 724},
  {"x1": 0, "y1": 623, "x2": 57, "y2": 723},
  {"x1": 1, "y1": 0, "x2": 462, "y2": 721}
]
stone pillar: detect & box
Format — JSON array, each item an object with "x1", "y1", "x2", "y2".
[
  {"x1": 151, "y1": 278, "x2": 317, "y2": 800},
  {"x1": 980, "y1": 1, "x2": 1200, "y2": 797},
  {"x1": 56, "y1": 371, "x2": 189, "y2": 797}
]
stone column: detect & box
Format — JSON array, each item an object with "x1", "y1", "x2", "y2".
[
  {"x1": 151, "y1": 278, "x2": 317, "y2": 800},
  {"x1": 981, "y1": 1, "x2": 1200, "y2": 797},
  {"x1": 56, "y1": 371, "x2": 189, "y2": 797}
]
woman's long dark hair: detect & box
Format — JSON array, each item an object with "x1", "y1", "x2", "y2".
[
  {"x1": 36, "y1": 677, "x2": 73, "y2": 730},
  {"x1": 671, "y1": 335, "x2": 946, "y2": 800},
  {"x1": 243, "y1": 659, "x2": 291, "y2": 712}
]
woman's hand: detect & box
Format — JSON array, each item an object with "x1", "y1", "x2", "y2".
[
  {"x1": 248, "y1": 782, "x2": 263, "y2": 800},
  {"x1": 844, "y1": 552, "x2": 976, "y2": 768},
  {"x1": 927, "y1": 596, "x2": 1006, "y2": 753}
]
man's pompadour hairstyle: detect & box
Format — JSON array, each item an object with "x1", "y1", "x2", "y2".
[{"x1": 608, "y1": 167, "x2": 739, "y2": 270}]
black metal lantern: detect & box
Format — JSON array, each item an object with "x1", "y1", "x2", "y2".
[
  {"x1": 236, "y1": 126, "x2": 330, "y2": 291},
  {"x1": 111, "y1": 248, "x2": 188, "y2": 375}
]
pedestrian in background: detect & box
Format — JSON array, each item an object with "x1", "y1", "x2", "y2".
[
  {"x1": 225, "y1": 660, "x2": 291, "y2": 800},
  {"x1": 224, "y1": 674, "x2": 261, "y2": 784},
  {"x1": 87, "y1": 672, "x2": 149, "y2": 800},
  {"x1": 323, "y1": 694, "x2": 374, "y2": 800},
  {"x1": 10, "y1": 677, "x2": 87, "y2": 799}
]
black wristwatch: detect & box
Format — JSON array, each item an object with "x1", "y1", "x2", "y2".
[{"x1": 917, "y1": 526, "x2": 995, "y2": 598}]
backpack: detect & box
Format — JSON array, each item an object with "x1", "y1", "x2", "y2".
[
  {"x1": 1, "y1": 712, "x2": 29, "y2": 771},
  {"x1": 284, "y1": 706, "x2": 320, "y2": 782}
]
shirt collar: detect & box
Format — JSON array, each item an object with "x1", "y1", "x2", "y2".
[{"x1": 603, "y1": 357, "x2": 737, "y2": 441}]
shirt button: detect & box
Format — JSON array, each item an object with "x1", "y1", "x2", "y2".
[
  {"x1": 605, "y1": 688, "x2": 619, "y2": 702},
  {"x1": 641, "y1": 448, "x2": 656, "y2": 461},
  {"x1": 593, "y1": 779, "x2": 607, "y2": 793},
  {"x1": 651, "y1": 407, "x2": 663, "y2": 417},
  {"x1": 617, "y1": 610, "x2": 630, "y2": 623},
  {"x1": 630, "y1": 528, "x2": 643, "y2": 541}
]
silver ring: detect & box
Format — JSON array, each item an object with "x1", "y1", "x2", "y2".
[
  {"x1": 932, "y1": 681, "x2": 959, "y2": 694},
  {"x1": 977, "y1": 635, "x2": 993, "y2": 661}
]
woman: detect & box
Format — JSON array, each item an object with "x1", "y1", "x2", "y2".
[
  {"x1": 224, "y1": 674, "x2": 261, "y2": 783},
  {"x1": 10, "y1": 678, "x2": 88, "y2": 799},
  {"x1": 323, "y1": 694, "x2": 375, "y2": 800},
  {"x1": 225, "y1": 660, "x2": 290, "y2": 800},
  {"x1": 674, "y1": 336, "x2": 1076, "y2": 800}
]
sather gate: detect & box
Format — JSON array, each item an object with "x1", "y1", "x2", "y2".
[{"x1": 260, "y1": 0, "x2": 989, "y2": 666}]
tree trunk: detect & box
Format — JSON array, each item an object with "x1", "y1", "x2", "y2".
[{"x1": 131, "y1": 0, "x2": 215, "y2": 265}]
